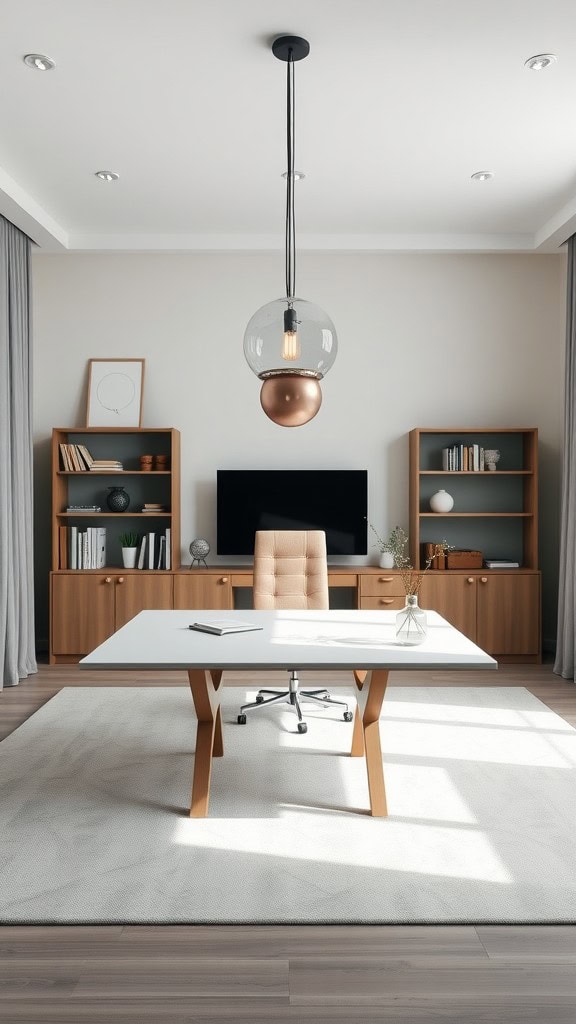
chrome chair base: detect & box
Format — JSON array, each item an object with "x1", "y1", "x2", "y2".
[{"x1": 238, "y1": 670, "x2": 352, "y2": 734}]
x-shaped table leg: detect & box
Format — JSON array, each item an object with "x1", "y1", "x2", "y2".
[
  {"x1": 351, "y1": 668, "x2": 389, "y2": 817},
  {"x1": 188, "y1": 669, "x2": 223, "y2": 817}
]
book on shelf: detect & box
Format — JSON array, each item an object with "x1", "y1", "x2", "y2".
[
  {"x1": 61, "y1": 526, "x2": 107, "y2": 569},
  {"x1": 484, "y1": 560, "x2": 520, "y2": 568},
  {"x1": 58, "y1": 442, "x2": 123, "y2": 472},
  {"x1": 189, "y1": 620, "x2": 263, "y2": 636},
  {"x1": 440, "y1": 443, "x2": 486, "y2": 472},
  {"x1": 422, "y1": 542, "x2": 446, "y2": 569},
  {"x1": 66, "y1": 505, "x2": 102, "y2": 511}
]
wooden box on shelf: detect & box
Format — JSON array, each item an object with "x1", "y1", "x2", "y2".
[{"x1": 50, "y1": 427, "x2": 180, "y2": 663}]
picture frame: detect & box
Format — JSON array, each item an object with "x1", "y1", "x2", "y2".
[{"x1": 86, "y1": 359, "x2": 145, "y2": 427}]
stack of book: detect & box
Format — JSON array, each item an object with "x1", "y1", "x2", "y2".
[
  {"x1": 141, "y1": 502, "x2": 167, "y2": 513},
  {"x1": 59, "y1": 526, "x2": 107, "y2": 569},
  {"x1": 441, "y1": 444, "x2": 485, "y2": 471},
  {"x1": 59, "y1": 443, "x2": 123, "y2": 472}
]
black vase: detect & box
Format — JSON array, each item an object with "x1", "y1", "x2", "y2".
[{"x1": 106, "y1": 486, "x2": 130, "y2": 512}]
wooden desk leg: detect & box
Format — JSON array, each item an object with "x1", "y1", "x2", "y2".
[
  {"x1": 353, "y1": 669, "x2": 389, "y2": 817},
  {"x1": 188, "y1": 669, "x2": 223, "y2": 817}
]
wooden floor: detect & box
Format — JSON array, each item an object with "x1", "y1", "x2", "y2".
[{"x1": 1, "y1": 661, "x2": 576, "y2": 1022}]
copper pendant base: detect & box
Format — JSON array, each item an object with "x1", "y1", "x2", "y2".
[{"x1": 260, "y1": 374, "x2": 322, "y2": 427}]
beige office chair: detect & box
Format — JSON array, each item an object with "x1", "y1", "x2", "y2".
[{"x1": 237, "y1": 530, "x2": 352, "y2": 734}]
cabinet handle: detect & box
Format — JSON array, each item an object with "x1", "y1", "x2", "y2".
[
  {"x1": 220, "y1": 576, "x2": 229, "y2": 584},
  {"x1": 105, "y1": 577, "x2": 112, "y2": 584},
  {"x1": 480, "y1": 577, "x2": 488, "y2": 584},
  {"x1": 118, "y1": 577, "x2": 125, "y2": 584},
  {"x1": 467, "y1": 577, "x2": 474, "y2": 584},
  {"x1": 378, "y1": 577, "x2": 394, "y2": 583},
  {"x1": 380, "y1": 598, "x2": 394, "y2": 605}
]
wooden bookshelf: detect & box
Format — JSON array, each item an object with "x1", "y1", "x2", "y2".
[
  {"x1": 408, "y1": 427, "x2": 540, "y2": 661},
  {"x1": 50, "y1": 427, "x2": 180, "y2": 663}
]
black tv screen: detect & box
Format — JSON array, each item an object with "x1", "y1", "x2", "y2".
[{"x1": 217, "y1": 470, "x2": 367, "y2": 556}]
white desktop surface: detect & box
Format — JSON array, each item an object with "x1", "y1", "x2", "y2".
[{"x1": 80, "y1": 609, "x2": 497, "y2": 672}]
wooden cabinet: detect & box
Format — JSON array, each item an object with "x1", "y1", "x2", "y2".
[
  {"x1": 476, "y1": 573, "x2": 540, "y2": 656},
  {"x1": 419, "y1": 573, "x2": 477, "y2": 639},
  {"x1": 174, "y1": 573, "x2": 233, "y2": 610},
  {"x1": 51, "y1": 572, "x2": 173, "y2": 656},
  {"x1": 115, "y1": 574, "x2": 174, "y2": 630},
  {"x1": 419, "y1": 571, "x2": 540, "y2": 657}
]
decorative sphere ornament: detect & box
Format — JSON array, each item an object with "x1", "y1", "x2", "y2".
[{"x1": 189, "y1": 538, "x2": 210, "y2": 568}]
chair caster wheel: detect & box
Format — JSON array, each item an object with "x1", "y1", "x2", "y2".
[
  {"x1": 255, "y1": 694, "x2": 264, "y2": 704},
  {"x1": 237, "y1": 714, "x2": 247, "y2": 724},
  {"x1": 297, "y1": 722, "x2": 308, "y2": 734},
  {"x1": 343, "y1": 711, "x2": 353, "y2": 722}
]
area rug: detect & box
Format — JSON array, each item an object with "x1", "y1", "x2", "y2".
[{"x1": 1, "y1": 686, "x2": 576, "y2": 923}]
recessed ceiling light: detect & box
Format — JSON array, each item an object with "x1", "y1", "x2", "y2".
[
  {"x1": 524, "y1": 53, "x2": 557, "y2": 71},
  {"x1": 281, "y1": 171, "x2": 306, "y2": 181},
  {"x1": 23, "y1": 53, "x2": 55, "y2": 71},
  {"x1": 95, "y1": 171, "x2": 119, "y2": 182},
  {"x1": 471, "y1": 171, "x2": 494, "y2": 182}
]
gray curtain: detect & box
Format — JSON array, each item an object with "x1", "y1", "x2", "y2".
[
  {"x1": 0, "y1": 216, "x2": 36, "y2": 688},
  {"x1": 555, "y1": 235, "x2": 576, "y2": 679}
]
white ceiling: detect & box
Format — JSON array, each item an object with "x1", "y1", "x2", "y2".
[{"x1": 2, "y1": 0, "x2": 576, "y2": 253}]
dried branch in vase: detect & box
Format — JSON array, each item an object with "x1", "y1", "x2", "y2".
[{"x1": 399, "y1": 541, "x2": 454, "y2": 596}]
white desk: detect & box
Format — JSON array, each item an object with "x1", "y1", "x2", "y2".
[{"x1": 81, "y1": 609, "x2": 496, "y2": 817}]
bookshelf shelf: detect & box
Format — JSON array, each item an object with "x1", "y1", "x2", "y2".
[
  {"x1": 419, "y1": 512, "x2": 534, "y2": 518},
  {"x1": 56, "y1": 512, "x2": 173, "y2": 518},
  {"x1": 419, "y1": 470, "x2": 532, "y2": 476},
  {"x1": 57, "y1": 470, "x2": 172, "y2": 476}
]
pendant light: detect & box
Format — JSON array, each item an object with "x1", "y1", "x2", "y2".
[{"x1": 244, "y1": 35, "x2": 337, "y2": 427}]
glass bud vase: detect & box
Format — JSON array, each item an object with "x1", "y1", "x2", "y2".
[{"x1": 395, "y1": 594, "x2": 428, "y2": 646}]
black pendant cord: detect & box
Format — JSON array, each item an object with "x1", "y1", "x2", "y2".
[{"x1": 285, "y1": 53, "x2": 296, "y2": 303}]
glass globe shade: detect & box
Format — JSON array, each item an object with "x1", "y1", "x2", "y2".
[{"x1": 244, "y1": 297, "x2": 338, "y2": 379}]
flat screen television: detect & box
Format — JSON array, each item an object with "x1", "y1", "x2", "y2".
[{"x1": 217, "y1": 469, "x2": 367, "y2": 556}]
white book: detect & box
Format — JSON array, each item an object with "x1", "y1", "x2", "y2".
[
  {"x1": 97, "y1": 527, "x2": 106, "y2": 569},
  {"x1": 189, "y1": 620, "x2": 263, "y2": 635},
  {"x1": 165, "y1": 527, "x2": 171, "y2": 571},
  {"x1": 147, "y1": 531, "x2": 155, "y2": 570},
  {"x1": 83, "y1": 532, "x2": 89, "y2": 570},
  {"x1": 70, "y1": 526, "x2": 77, "y2": 570}
]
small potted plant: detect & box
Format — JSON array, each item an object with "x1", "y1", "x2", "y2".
[
  {"x1": 119, "y1": 531, "x2": 139, "y2": 569},
  {"x1": 368, "y1": 523, "x2": 409, "y2": 569}
]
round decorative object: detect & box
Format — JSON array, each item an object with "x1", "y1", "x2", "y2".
[
  {"x1": 429, "y1": 489, "x2": 454, "y2": 513},
  {"x1": 379, "y1": 552, "x2": 395, "y2": 569},
  {"x1": 484, "y1": 448, "x2": 501, "y2": 471},
  {"x1": 106, "y1": 486, "x2": 130, "y2": 512},
  {"x1": 189, "y1": 538, "x2": 210, "y2": 568},
  {"x1": 259, "y1": 372, "x2": 323, "y2": 427}
]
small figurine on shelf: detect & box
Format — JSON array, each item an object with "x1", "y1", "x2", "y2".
[{"x1": 189, "y1": 539, "x2": 210, "y2": 568}]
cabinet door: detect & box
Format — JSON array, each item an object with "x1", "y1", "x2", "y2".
[
  {"x1": 418, "y1": 574, "x2": 477, "y2": 640},
  {"x1": 115, "y1": 574, "x2": 174, "y2": 629},
  {"x1": 476, "y1": 574, "x2": 540, "y2": 655},
  {"x1": 174, "y1": 573, "x2": 233, "y2": 610},
  {"x1": 51, "y1": 574, "x2": 115, "y2": 654}
]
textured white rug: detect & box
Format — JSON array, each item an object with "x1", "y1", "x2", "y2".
[{"x1": 1, "y1": 685, "x2": 576, "y2": 923}]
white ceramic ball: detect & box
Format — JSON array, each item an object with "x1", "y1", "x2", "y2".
[{"x1": 429, "y1": 489, "x2": 454, "y2": 513}]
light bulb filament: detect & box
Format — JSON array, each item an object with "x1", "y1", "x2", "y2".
[{"x1": 282, "y1": 306, "x2": 300, "y2": 361}]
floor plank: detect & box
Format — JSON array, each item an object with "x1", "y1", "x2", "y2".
[{"x1": 477, "y1": 925, "x2": 576, "y2": 962}]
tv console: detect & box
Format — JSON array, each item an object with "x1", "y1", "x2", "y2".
[{"x1": 51, "y1": 563, "x2": 540, "y2": 664}]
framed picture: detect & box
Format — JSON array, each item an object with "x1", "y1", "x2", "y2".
[{"x1": 86, "y1": 359, "x2": 145, "y2": 427}]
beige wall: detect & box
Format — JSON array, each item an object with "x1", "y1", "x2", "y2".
[{"x1": 32, "y1": 252, "x2": 565, "y2": 648}]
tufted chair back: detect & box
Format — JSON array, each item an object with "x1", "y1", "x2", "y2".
[{"x1": 253, "y1": 530, "x2": 329, "y2": 610}]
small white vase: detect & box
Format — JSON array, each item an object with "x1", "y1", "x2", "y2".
[
  {"x1": 122, "y1": 547, "x2": 138, "y2": 568},
  {"x1": 429, "y1": 489, "x2": 454, "y2": 513},
  {"x1": 379, "y1": 551, "x2": 395, "y2": 569}
]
